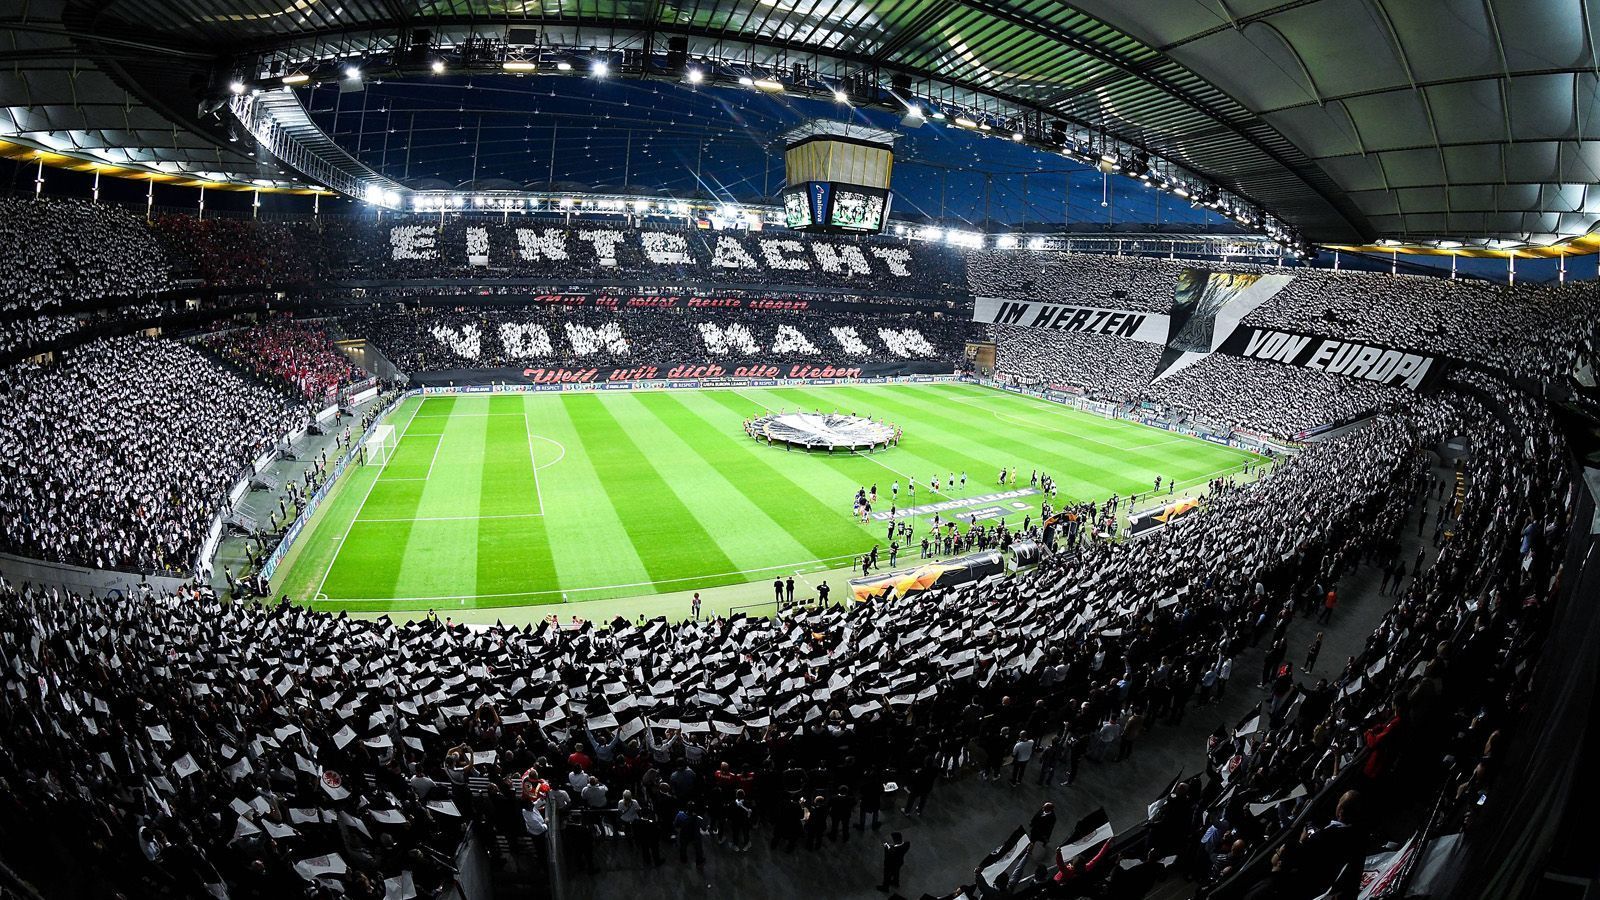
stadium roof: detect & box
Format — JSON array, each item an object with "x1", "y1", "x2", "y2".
[{"x1": 3, "y1": 0, "x2": 1597, "y2": 250}]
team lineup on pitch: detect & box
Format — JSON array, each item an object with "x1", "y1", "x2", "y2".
[{"x1": 276, "y1": 382, "x2": 1264, "y2": 612}]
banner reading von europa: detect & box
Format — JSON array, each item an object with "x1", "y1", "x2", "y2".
[
  {"x1": 971, "y1": 297, "x2": 1171, "y2": 344},
  {"x1": 1216, "y1": 327, "x2": 1446, "y2": 391}
]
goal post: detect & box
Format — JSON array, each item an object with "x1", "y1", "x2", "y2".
[{"x1": 364, "y1": 424, "x2": 398, "y2": 466}]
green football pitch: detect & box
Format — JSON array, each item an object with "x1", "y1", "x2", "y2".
[{"x1": 275, "y1": 382, "x2": 1263, "y2": 614}]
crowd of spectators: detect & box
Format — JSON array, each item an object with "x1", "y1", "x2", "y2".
[
  {"x1": 0, "y1": 197, "x2": 169, "y2": 312},
  {"x1": 0, "y1": 201, "x2": 1590, "y2": 900},
  {"x1": 201, "y1": 320, "x2": 366, "y2": 402},
  {"x1": 1176, "y1": 370, "x2": 1568, "y2": 899},
  {"x1": 2, "y1": 343, "x2": 1574, "y2": 900},
  {"x1": 340, "y1": 305, "x2": 972, "y2": 372},
  {"x1": 152, "y1": 216, "x2": 331, "y2": 287},
  {"x1": 974, "y1": 250, "x2": 1600, "y2": 384},
  {"x1": 0, "y1": 336, "x2": 307, "y2": 572},
  {"x1": 1144, "y1": 356, "x2": 1402, "y2": 438},
  {"x1": 993, "y1": 327, "x2": 1162, "y2": 401},
  {"x1": 1242, "y1": 270, "x2": 1599, "y2": 381},
  {"x1": 969, "y1": 250, "x2": 1268, "y2": 313},
  {"x1": 993, "y1": 328, "x2": 1398, "y2": 438}
]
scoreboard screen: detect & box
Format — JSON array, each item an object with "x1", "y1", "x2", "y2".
[
  {"x1": 828, "y1": 189, "x2": 887, "y2": 232},
  {"x1": 782, "y1": 191, "x2": 812, "y2": 228},
  {"x1": 781, "y1": 182, "x2": 889, "y2": 234}
]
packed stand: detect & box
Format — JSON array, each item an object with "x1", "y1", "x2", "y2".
[
  {"x1": 0, "y1": 336, "x2": 307, "y2": 572},
  {"x1": 1241, "y1": 270, "x2": 1600, "y2": 381},
  {"x1": 0, "y1": 366, "x2": 1495, "y2": 900},
  {"x1": 1142, "y1": 355, "x2": 1401, "y2": 437},
  {"x1": 201, "y1": 320, "x2": 366, "y2": 402},
  {"x1": 993, "y1": 326, "x2": 1161, "y2": 401},
  {"x1": 340, "y1": 305, "x2": 972, "y2": 373},
  {"x1": 0, "y1": 197, "x2": 169, "y2": 312},
  {"x1": 152, "y1": 216, "x2": 330, "y2": 287},
  {"x1": 1168, "y1": 372, "x2": 1571, "y2": 899},
  {"x1": 969, "y1": 249, "x2": 1269, "y2": 312}
]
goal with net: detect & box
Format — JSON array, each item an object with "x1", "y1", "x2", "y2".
[{"x1": 363, "y1": 424, "x2": 398, "y2": 466}]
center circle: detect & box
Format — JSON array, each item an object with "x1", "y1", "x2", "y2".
[{"x1": 746, "y1": 411, "x2": 899, "y2": 451}]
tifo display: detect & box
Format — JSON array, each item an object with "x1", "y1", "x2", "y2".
[{"x1": 745, "y1": 410, "x2": 899, "y2": 451}]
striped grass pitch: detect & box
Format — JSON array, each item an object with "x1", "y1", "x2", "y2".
[{"x1": 275, "y1": 383, "x2": 1262, "y2": 613}]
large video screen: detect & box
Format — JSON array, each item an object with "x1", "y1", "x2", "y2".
[
  {"x1": 783, "y1": 191, "x2": 812, "y2": 229},
  {"x1": 828, "y1": 189, "x2": 887, "y2": 232}
]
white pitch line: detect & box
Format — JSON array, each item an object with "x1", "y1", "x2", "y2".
[
  {"x1": 730, "y1": 387, "x2": 775, "y2": 411},
  {"x1": 423, "y1": 430, "x2": 445, "y2": 481},
  {"x1": 522, "y1": 412, "x2": 546, "y2": 517},
  {"x1": 314, "y1": 399, "x2": 424, "y2": 599},
  {"x1": 318, "y1": 551, "x2": 871, "y2": 604},
  {"x1": 356, "y1": 512, "x2": 547, "y2": 523},
  {"x1": 847, "y1": 448, "x2": 956, "y2": 501},
  {"x1": 408, "y1": 412, "x2": 526, "y2": 418},
  {"x1": 529, "y1": 434, "x2": 567, "y2": 471}
]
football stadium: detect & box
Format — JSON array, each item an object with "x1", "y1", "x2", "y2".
[{"x1": 2, "y1": 3, "x2": 1599, "y2": 900}]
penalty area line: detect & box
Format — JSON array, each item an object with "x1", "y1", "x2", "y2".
[
  {"x1": 522, "y1": 412, "x2": 546, "y2": 517},
  {"x1": 314, "y1": 399, "x2": 424, "y2": 600},
  {"x1": 730, "y1": 388, "x2": 775, "y2": 411}
]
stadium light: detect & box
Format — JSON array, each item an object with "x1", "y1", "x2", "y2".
[
  {"x1": 344, "y1": 65, "x2": 361, "y2": 80},
  {"x1": 229, "y1": 80, "x2": 246, "y2": 95},
  {"x1": 1027, "y1": 237, "x2": 1045, "y2": 250},
  {"x1": 752, "y1": 78, "x2": 784, "y2": 92},
  {"x1": 1011, "y1": 132, "x2": 1024, "y2": 142},
  {"x1": 995, "y1": 235, "x2": 1018, "y2": 249},
  {"x1": 503, "y1": 60, "x2": 536, "y2": 72},
  {"x1": 431, "y1": 59, "x2": 446, "y2": 74},
  {"x1": 282, "y1": 72, "x2": 310, "y2": 85},
  {"x1": 738, "y1": 76, "x2": 754, "y2": 86},
  {"x1": 686, "y1": 68, "x2": 704, "y2": 84},
  {"x1": 556, "y1": 61, "x2": 573, "y2": 71},
  {"x1": 833, "y1": 89, "x2": 849, "y2": 103},
  {"x1": 591, "y1": 60, "x2": 608, "y2": 77},
  {"x1": 953, "y1": 116, "x2": 977, "y2": 129}
]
